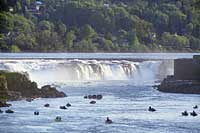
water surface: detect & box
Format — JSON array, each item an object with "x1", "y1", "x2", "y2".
[{"x1": 0, "y1": 53, "x2": 199, "y2": 133}]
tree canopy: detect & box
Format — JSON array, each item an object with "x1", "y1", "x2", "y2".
[{"x1": 0, "y1": 0, "x2": 199, "y2": 52}]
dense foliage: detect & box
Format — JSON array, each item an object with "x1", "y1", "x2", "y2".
[{"x1": 0, "y1": 0, "x2": 199, "y2": 52}]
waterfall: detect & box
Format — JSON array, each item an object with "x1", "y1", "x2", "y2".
[{"x1": 0, "y1": 59, "x2": 173, "y2": 85}]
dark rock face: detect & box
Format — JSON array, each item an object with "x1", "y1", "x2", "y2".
[
  {"x1": 0, "y1": 101, "x2": 11, "y2": 107},
  {"x1": 157, "y1": 76, "x2": 200, "y2": 94},
  {"x1": 40, "y1": 85, "x2": 66, "y2": 98},
  {"x1": 5, "y1": 109, "x2": 14, "y2": 113},
  {"x1": 0, "y1": 109, "x2": 3, "y2": 113},
  {"x1": 0, "y1": 75, "x2": 9, "y2": 102},
  {"x1": 0, "y1": 71, "x2": 66, "y2": 104}
]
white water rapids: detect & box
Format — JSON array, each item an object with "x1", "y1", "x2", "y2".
[{"x1": 0, "y1": 59, "x2": 173, "y2": 85}]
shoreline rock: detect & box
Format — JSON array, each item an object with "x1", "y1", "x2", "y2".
[
  {"x1": 0, "y1": 70, "x2": 66, "y2": 106},
  {"x1": 157, "y1": 55, "x2": 200, "y2": 95},
  {"x1": 0, "y1": 101, "x2": 12, "y2": 107},
  {"x1": 157, "y1": 76, "x2": 200, "y2": 94},
  {"x1": 40, "y1": 85, "x2": 66, "y2": 98}
]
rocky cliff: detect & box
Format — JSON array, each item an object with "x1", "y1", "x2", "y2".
[{"x1": 0, "y1": 70, "x2": 66, "y2": 107}]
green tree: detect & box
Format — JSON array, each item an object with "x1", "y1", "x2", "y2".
[
  {"x1": 102, "y1": 39, "x2": 115, "y2": 51},
  {"x1": 36, "y1": 30, "x2": 63, "y2": 52},
  {"x1": 13, "y1": 14, "x2": 35, "y2": 33},
  {"x1": 0, "y1": 12, "x2": 14, "y2": 33},
  {"x1": 15, "y1": 33, "x2": 37, "y2": 51},
  {"x1": 161, "y1": 32, "x2": 189, "y2": 49},
  {"x1": 128, "y1": 30, "x2": 140, "y2": 50},
  {"x1": 190, "y1": 37, "x2": 200, "y2": 50},
  {"x1": 57, "y1": 22, "x2": 67, "y2": 36},
  {"x1": 38, "y1": 20, "x2": 54, "y2": 31},
  {"x1": 10, "y1": 45, "x2": 21, "y2": 53},
  {"x1": 81, "y1": 24, "x2": 97, "y2": 40},
  {"x1": 65, "y1": 30, "x2": 76, "y2": 50},
  {"x1": 74, "y1": 39, "x2": 97, "y2": 52}
]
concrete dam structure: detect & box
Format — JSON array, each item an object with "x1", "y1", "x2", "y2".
[{"x1": 158, "y1": 55, "x2": 200, "y2": 94}]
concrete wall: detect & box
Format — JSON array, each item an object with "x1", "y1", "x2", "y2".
[{"x1": 174, "y1": 56, "x2": 200, "y2": 80}]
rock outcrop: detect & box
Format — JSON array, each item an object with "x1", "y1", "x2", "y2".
[
  {"x1": 0, "y1": 70, "x2": 66, "y2": 107},
  {"x1": 157, "y1": 55, "x2": 200, "y2": 94},
  {"x1": 157, "y1": 76, "x2": 200, "y2": 94},
  {"x1": 0, "y1": 75, "x2": 9, "y2": 101},
  {"x1": 40, "y1": 85, "x2": 66, "y2": 98}
]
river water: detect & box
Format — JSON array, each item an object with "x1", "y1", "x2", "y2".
[{"x1": 0, "y1": 53, "x2": 200, "y2": 133}]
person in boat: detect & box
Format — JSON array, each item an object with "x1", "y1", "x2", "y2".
[
  {"x1": 190, "y1": 111, "x2": 198, "y2": 116},
  {"x1": 92, "y1": 95, "x2": 97, "y2": 99},
  {"x1": 34, "y1": 111, "x2": 39, "y2": 115},
  {"x1": 105, "y1": 117, "x2": 113, "y2": 124},
  {"x1": 182, "y1": 110, "x2": 188, "y2": 116},
  {"x1": 97, "y1": 94, "x2": 103, "y2": 100},
  {"x1": 55, "y1": 116, "x2": 62, "y2": 122},
  {"x1": 66, "y1": 103, "x2": 71, "y2": 107},
  {"x1": 44, "y1": 103, "x2": 50, "y2": 107},
  {"x1": 60, "y1": 106, "x2": 67, "y2": 109},
  {"x1": 90, "y1": 101, "x2": 96, "y2": 104},
  {"x1": 88, "y1": 95, "x2": 93, "y2": 99},
  {"x1": 193, "y1": 105, "x2": 198, "y2": 109},
  {"x1": 148, "y1": 106, "x2": 156, "y2": 112}
]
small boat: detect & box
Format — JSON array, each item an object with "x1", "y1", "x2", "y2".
[
  {"x1": 182, "y1": 111, "x2": 188, "y2": 116},
  {"x1": 60, "y1": 106, "x2": 67, "y2": 109},
  {"x1": 193, "y1": 105, "x2": 198, "y2": 109},
  {"x1": 105, "y1": 117, "x2": 113, "y2": 124},
  {"x1": 66, "y1": 103, "x2": 71, "y2": 107},
  {"x1": 190, "y1": 111, "x2": 198, "y2": 116},
  {"x1": 92, "y1": 95, "x2": 97, "y2": 99},
  {"x1": 97, "y1": 94, "x2": 103, "y2": 100},
  {"x1": 88, "y1": 95, "x2": 93, "y2": 99},
  {"x1": 34, "y1": 111, "x2": 39, "y2": 115},
  {"x1": 44, "y1": 103, "x2": 50, "y2": 107},
  {"x1": 148, "y1": 106, "x2": 156, "y2": 112},
  {"x1": 55, "y1": 116, "x2": 62, "y2": 122},
  {"x1": 90, "y1": 101, "x2": 96, "y2": 104}
]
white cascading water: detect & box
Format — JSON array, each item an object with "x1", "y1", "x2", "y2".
[{"x1": 0, "y1": 59, "x2": 173, "y2": 85}]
